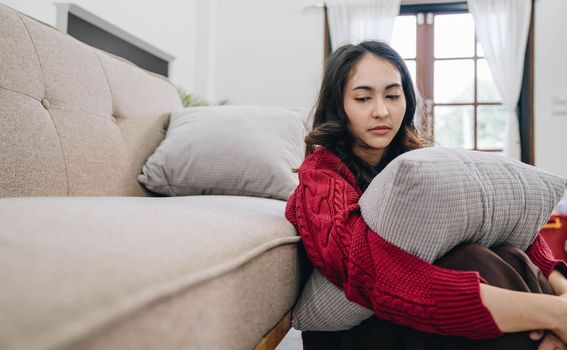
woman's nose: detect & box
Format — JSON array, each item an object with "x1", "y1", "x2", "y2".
[{"x1": 372, "y1": 99, "x2": 389, "y2": 119}]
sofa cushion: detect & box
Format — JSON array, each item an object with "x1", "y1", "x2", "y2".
[
  {"x1": 138, "y1": 105, "x2": 308, "y2": 201},
  {"x1": 0, "y1": 196, "x2": 301, "y2": 350}
]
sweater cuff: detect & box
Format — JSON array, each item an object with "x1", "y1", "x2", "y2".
[
  {"x1": 430, "y1": 269, "x2": 503, "y2": 340},
  {"x1": 527, "y1": 235, "x2": 567, "y2": 278},
  {"x1": 532, "y1": 254, "x2": 567, "y2": 279}
]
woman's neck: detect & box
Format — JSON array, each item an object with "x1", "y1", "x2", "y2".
[{"x1": 352, "y1": 144, "x2": 385, "y2": 167}]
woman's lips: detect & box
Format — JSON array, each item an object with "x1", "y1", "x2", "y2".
[{"x1": 369, "y1": 126, "x2": 391, "y2": 135}]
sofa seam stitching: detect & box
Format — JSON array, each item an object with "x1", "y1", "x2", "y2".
[
  {"x1": 49, "y1": 103, "x2": 114, "y2": 122},
  {"x1": 0, "y1": 86, "x2": 39, "y2": 102},
  {"x1": 93, "y1": 50, "x2": 138, "y2": 191},
  {"x1": 16, "y1": 11, "x2": 70, "y2": 196}
]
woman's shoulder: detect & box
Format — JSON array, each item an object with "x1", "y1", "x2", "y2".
[
  {"x1": 300, "y1": 146, "x2": 342, "y2": 172},
  {"x1": 299, "y1": 146, "x2": 357, "y2": 187}
]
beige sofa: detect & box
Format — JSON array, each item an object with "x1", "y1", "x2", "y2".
[{"x1": 0, "y1": 4, "x2": 303, "y2": 350}]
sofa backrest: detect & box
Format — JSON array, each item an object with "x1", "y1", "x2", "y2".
[{"x1": 0, "y1": 4, "x2": 182, "y2": 197}]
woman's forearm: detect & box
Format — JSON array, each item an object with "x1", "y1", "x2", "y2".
[
  {"x1": 480, "y1": 284, "x2": 567, "y2": 338},
  {"x1": 549, "y1": 270, "x2": 567, "y2": 296}
]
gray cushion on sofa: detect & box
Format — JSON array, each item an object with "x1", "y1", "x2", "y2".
[
  {"x1": 293, "y1": 147, "x2": 566, "y2": 331},
  {"x1": 138, "y1": 105, "x2": 308, "y2": 201}
]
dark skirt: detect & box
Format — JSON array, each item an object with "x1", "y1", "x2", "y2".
[{"x1": 301, "y1": 243, "x2": 555, "y2": 350}]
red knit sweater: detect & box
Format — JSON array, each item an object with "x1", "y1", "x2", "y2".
[{"x1": 285, "y1": 146, "x2": 567, "y2": 340}]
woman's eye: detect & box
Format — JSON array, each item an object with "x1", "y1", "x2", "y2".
[
  {"x1": 387, "y1": 95, "x2": 401, "y2": 100},
  {"x1": 355, "y1": 97, "x2": 371, "y2": 102}
]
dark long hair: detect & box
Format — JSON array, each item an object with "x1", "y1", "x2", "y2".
[{"x1": 295, "y1": 40, "x2": 425, "y2": 191}]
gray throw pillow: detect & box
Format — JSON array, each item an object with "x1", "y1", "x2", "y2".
[
  {"x1": 292, "y1": 268, "x2": 373, "y2": 331},
  {"x1": 293, "y1": 147, "x2": 566, "y2": 331},
  {"x1": 360, "y1": 147, "x2": 566, "y2": 262},
  {"x1": 138, "y1": 105, "x2": 309, "y2": 200}
]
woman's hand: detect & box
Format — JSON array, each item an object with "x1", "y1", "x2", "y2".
[
  {"x1": 528, "y1": 293, "x2": 567, "y2": 342},
  {"x1": 529, "y1": 330, "x2": 567, "y2": 350},
  {"x1": 530, "y1": 293, "x2": 567, "y2": 344},
  {"x1": 480, "y1": 269, "x2": 567, "y2": 345},
  {"x1": 549, "y1": 293, "x2": 567, "y2": 344},
  {"x1": 480, "y1": 284, "x2": 567, "y2": 343},
  {"x1": 549, "y1": 270, "x2": 567, "y2": 296},
  {"x1": 530, "y1": 272, "x2": 567, "y2": 347},
  {"x1": 536, "y1": 332, "x2": 566, "y2": 350}
]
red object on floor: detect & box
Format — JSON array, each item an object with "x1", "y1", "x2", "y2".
[{"x1": 539, "y1": 214, "x2": 567, "y2": 261}]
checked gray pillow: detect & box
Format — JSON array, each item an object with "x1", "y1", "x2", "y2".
[
  {"x1": 292, "y1": 147, "x2": 566, "y2": 331},
  {"x1": 138, "y1": 105, "x2": 309, "y2": 200},
  {"x1": 360, "y1": 147, "x2": 566, "y2": 262}
]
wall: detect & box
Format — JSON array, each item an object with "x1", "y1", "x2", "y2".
[
  {"x1": 0, "y1": 0, "x2": 197, "y2": 91},
  {"x1": 535, "y1": 0, "x2": 567, "y2": 178},
  {"x1": 193, "y1": 0, "x2": 325, "y2": 108}
]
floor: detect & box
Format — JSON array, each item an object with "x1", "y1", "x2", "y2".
[{"x1": 275, "y1": 328, "x2": 302, "y2": 350}]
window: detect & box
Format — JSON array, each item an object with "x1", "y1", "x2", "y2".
[{"x1": 391, "y1": 7, "x2": 506, "y2": 152}]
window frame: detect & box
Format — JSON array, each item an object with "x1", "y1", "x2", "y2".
[{"x1": 402, "y1": 4, "x2": 506, "y2": 152}]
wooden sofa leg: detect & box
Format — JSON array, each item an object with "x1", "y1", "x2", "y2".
[{"x1": 254, "y1": 310, "x2": 293, "y2": 350}]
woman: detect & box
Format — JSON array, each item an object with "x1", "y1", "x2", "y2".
[{"x1": 285, "y1": 40, "x2": 567, "y2": 349}]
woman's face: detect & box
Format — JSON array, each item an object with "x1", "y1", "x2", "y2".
[{"x1": 343, "y1": 53, "x2": 406, "y2": 167}]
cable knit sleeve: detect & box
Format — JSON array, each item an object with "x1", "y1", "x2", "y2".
[
  {"x1": 286, "y1": 169, "x2": 503, "y2": 340},
  {"x1": 526, "y1": 234, "x2": 567, "y2": 278}
]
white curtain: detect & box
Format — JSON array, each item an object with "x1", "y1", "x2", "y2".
[
  {"x1": 327, "y1": 0, "x2": 401, "y2": 51},
  {"x1": 468, "y1": 0, "x2": 532, "y2": 160}
]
